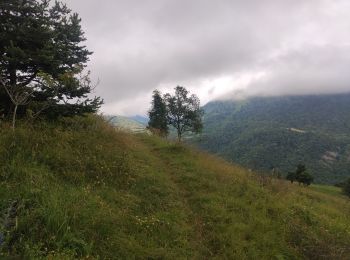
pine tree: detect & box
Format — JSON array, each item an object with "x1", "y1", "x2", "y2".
[
  {"x1": 165, "y1": 86, "x2": 203, "y2": 141},
  {"x1": 148, "y1": 90, "x2": 168, "y2": 136},
  {"x1": 0, "y1": 0, "x2": 102, "y2": 128}
]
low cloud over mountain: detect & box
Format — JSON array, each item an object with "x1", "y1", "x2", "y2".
[{"x1": 64, "y1": 0, "x2": 350, "y2": 114}]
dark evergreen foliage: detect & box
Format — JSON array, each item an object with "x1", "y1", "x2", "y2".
[
  {"x1": 342, "y1": 178, "x2": 350, "y2": 197},
  {"x1": 0, "y1": 0, "x2": 102, "y2": 125},
  {"x1": 286, "y1": 164, "x2": 314, "y2": 186},
  {"x1": 286, "y1": 172, "x2": 296, "y2": 183},
  {"x1": 148, "y1": 90, "x2": 168, "y2": 136}
]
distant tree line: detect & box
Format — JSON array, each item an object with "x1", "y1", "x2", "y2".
[
  {"x1": 0, "y1": 0, "x2": 102, "y2": 129},
  {"x1": 148, "y1": 86, "x2": 203, "y2": 141}
]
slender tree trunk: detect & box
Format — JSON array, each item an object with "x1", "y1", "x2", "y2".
[
  {"x1": 177, "y1": 129, "x2": 182, "y2": 142},
  {"x1": 12, "y1": 104, "x2": 18, "y2": 130}
]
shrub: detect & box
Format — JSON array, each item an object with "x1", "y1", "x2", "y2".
[{"x1": 342, "y1": 178, "x2": 350, "y2": 197}]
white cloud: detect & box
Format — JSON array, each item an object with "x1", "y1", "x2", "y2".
[{"x1": 63, "y1": 0, "x2": 350, "y2": 114}]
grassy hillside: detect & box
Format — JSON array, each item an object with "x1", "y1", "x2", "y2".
[
  {"x1": 194, "y1": 93, "x2": 350, "y2": 184},
  {"x1": 0, "y1": 116, "x2": 349, "y2": 259}
]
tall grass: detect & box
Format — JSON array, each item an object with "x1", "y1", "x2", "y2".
[{"x1": 0, "y1": 116, "x2": 349, "y2": 259}]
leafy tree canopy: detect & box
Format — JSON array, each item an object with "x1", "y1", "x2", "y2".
[{"x1": 165, "y1": 86, "x2": 203, "y2": 141}]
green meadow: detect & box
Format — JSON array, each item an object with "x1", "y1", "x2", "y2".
[{"x1": 0, "y1": 116, "x2": 349, "y2": 259}]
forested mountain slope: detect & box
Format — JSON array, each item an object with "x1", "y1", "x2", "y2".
[{"x1": 195, "y1": 93, "x2": 350, "y2": 184}]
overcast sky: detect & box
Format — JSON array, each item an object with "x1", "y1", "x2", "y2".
[{"x1": 64, "y1": 0, "x2": 350, "y2": 115}]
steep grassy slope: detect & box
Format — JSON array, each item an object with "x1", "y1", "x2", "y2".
[
  {"x1": 194, "y1": 93, "x2": 350, "y2": 184},
  {"x1": 0, "y1": 116, "x2": 349, "y2": 259}
]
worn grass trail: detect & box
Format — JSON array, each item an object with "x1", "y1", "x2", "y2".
[
  {"x1": 135, "y1": 135, "x2": 297, "y2": 259},
  {"x1": 136, "y1": 134, "x2": 350, "y2": 259}
]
